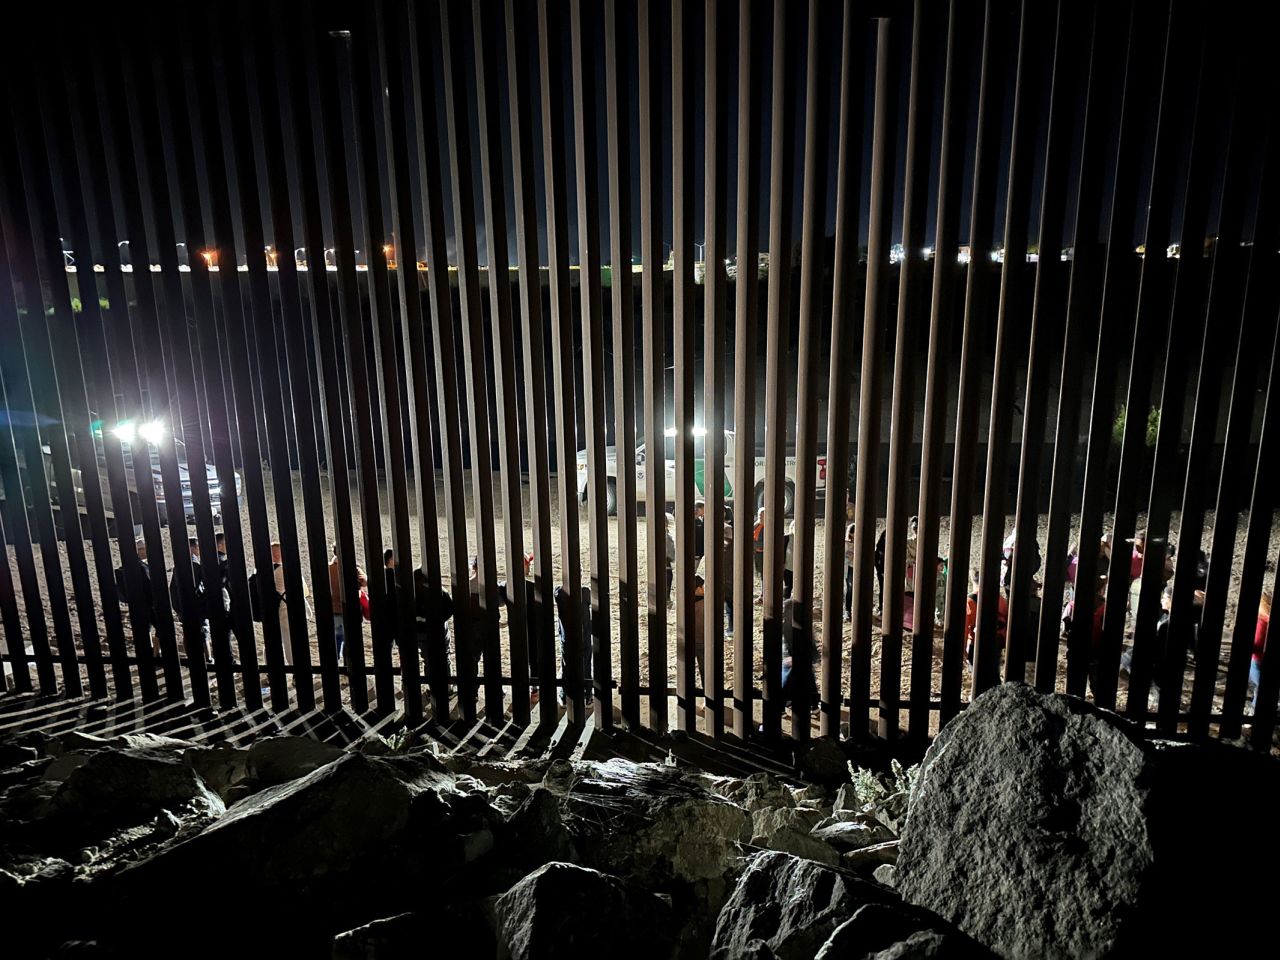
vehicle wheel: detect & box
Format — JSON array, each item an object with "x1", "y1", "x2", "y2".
[
  {"x1": 606, "y1": 479, "x2": 618, "y2": 517},
  {"x1": 754, "y1": 481, "x2": 797, "y2": 517}
]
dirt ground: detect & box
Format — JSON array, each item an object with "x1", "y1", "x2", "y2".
[{"x1": 4, "y1": 469, "x2": 1278, "y2": 744}]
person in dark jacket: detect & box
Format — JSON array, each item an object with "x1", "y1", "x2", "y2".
[
  {"x1": 555, "y1": 584, "x2": 593, "y2": 708},
  {"x1": 169, "y1": 537, "x2": 211, "y2": 663},
  {"x1": 116, "y1": 537, "x2": 161, "y2": 657}
]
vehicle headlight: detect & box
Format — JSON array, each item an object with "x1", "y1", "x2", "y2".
[{"x1": 137, "y1": 419, "x2": 166, "y2": 445}]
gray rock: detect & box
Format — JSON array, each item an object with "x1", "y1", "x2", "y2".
[
  {"x1": 795, "y1": 738, "x2": 850, "y2": 785},
  {"x1": 814, "y1": 903, "x2": 992, "y2": 960},
  {"x1": 869, "y1": 930, "x2": 953, "y2": 959},
  {"x1": 112, "y1": 753, "x2": 485, "y2": 951},
  {"x1": 0, "y1": 742, "x2": 39, "y2": 768},
  {"x1": 711, "y1": 851, "x2": 892, "y2": 960},
  {"x1": 183, "y1": 745, "x2": 249, "y2": 801},
  {"x1": 710, "y1": 939, "x2": 779, "y2": 960},
  {"x1": 896, "y1": 682, "x2": 1280, "y2": 958},
  {"x1": 842, "y1": 841, "x2": 898, "y2": 875},
  {"x1": 752, "y1": 805, "x2": 826, "y2": 837},
  {"x1": 333, "y1": 903, "x2": 496, "y2": 959},
  {"x1": 54, "y1": 748, "x2": 224, "y2": 833},
  {"x1": 834, "y1": 783, "x2": 861, "y2": 815},
  {"x1": 504, "y1": 788, "x2": 575, "y2": 868},
  {"x1": 872, "y1": 864, "x2": 896, "y2": 889},
  {"x1": 811, "y1": 818, "x2": 896, "y2": 851},
  {"x1": 873, "y1": 792, "x2": 909, "y2": 835},
  {"x1": 752, "y1": 807, "x2": 841, "y2": 866},
  {"x1": 246, "y1": 735, "x2": 344, "y2": 787},
  {"x1": 42, "y1": 752, "x2": 93, "y2": 783},
  {"x1": 718, "y1": 772, "x2": 796, "y2": 812},
  {"x1": 495, "y1": 862, "x2": 674, "y2": 960}
]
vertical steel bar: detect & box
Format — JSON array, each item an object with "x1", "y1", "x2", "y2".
[
  {"x1": 317, "y1": 27, "x2": 389, "y2": 714},
  {"x1": 1006, "y1": 2, "x2": 1077, "y2": 682},
  {"x1": 505, "y1": 0, "x2": 558, "y2": 725},
  {"x1": 570, "y1": 0, "x2": 615, "y2": 729},
  {"x1": 733, "y1": 0, "x2": 765, "y2": 740},
  {"x1": 216, "y1": 20, "x2": 317, "y2": 712},
  {"x1": 851, "y1": 16, "x2": 897, "y2": 741},
  {"x1": 821, "y1": 0, "x2": 868, "y2": 739},
  {"x1": 637, "y1": 0, "x2": 669, "y2": 731},
  {"x1": 0, "y1": 188, "x2": 64, "y2": 696},
  {"x1": 789, "y1": 0, "x2": 831, "y2": 741},
  {"x1": 941, "y1": 0, "x2": 1001, "y2": 725},
  {"x1": 10, "y1": 73, "x2": 119, "y2": 700},
  {"x1": 1190, "y1": 117, "x2": 1280, "y2": 737},
  {"x1": 972, "y1": 0, "x2": 1040, "y2": 698},
  {"x1": 441, "y1": 1, "x2": 504, "y2": 723},
  {"x1": 107, "y1": 37, "x2": 200, "y2": 702},
  {"x1": 185, "y1": 19, "x2": 276, "y2": 712},
  {"x1": 1094, "y1": 5, "x2": 1185, "y2": 711},
  {"x1": 152, "y1": 30, "x2": 251, "y2": 710},
  {"x1": 1223, "y1": 316, "x2": 1280, "y2": 738},
  {"x1": 762, "y1": 0, "x2": 798, "y2": 741},
  {"x1": 701, "y1": 0, "x2": 728, "y2": 739},
  {"x1": 910, "y1": 0, "x2": 966, "y2": 738},
  {"x1": 0, "y1": 129, "x2": 90, "y2": 700},
  {"x1": 246, "y1": 5, "x2": 343, "y2": 713},
  {"x1": 538, "y1": 0, "x2": 586, "y2": 723},
  {"x1": 1033, "y1": 1, "x2": 1115, "y2": 692},
  {"x1": 403, "y1": 1, "x2": 475, "y2": 720},
  {"x1": 671, "y1": 0, "x2": 697, "y2": 731},
  {"x1": 882, "y1": 0, "x2": 933, "y2": 739},
  {"x1": 379, "y1": 3, "x2": 448, "y2": 720},
  {"x1": 351, "y1": 1, "x2": 422, "y2": 720},
  {"x1": 277, "y1": 2, "x2": 362, "y2": 714},
  {"x1": 1158, "y1": 49, "x2": 1254, "y2": 733},
  {"x1": 605, "y1": 0, "x2": 642, "y2": 731},
  {"x1": 442, "y1": 0, "x2": 506, "y2": 721},
  {"x1": 1123, "y1": 24, "x2": 1218, "y2": 723},
  {"x1": 475, "y1": 0, "x2": 531, "y2": 726}
]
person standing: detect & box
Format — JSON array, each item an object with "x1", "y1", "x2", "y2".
[
  {"x1": 693, "y1": 499, "x2": 706, "y2": 572},
  {"x1": 169, "y1": 536, "x2": 211, "y2": 663},
  {"x1": 328, "y1": 543, "x2": 366, "y2": 662},
  {"x1": 273, "y1": 541, "x2": 313, "y2": 672},
  {"x1": 116, "y1": 537, "x2": 160, "y2": 657}
]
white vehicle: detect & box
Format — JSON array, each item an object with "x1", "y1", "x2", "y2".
[{"x1": 577, "y1": 427, "x2": 828, "y2": 517}]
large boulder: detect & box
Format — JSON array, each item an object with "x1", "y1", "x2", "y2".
[
  {"x1": 563, "y1": 759, "x2": 751, "y2": 889},
  {"x1": 559, "y1": 759, "x2": 752, "y2": 957},
  {"x1": 751, "y1": 807, "x2": 841, "y2": 866},
  {"x1": 109, "y1": 752, "x2": 494, "y2": 952},
  {"x1": 814, "y1": 903, "x2": 991, "y2": 960},
  {"x1": 896, "y1": 682, "x2": 1280, "y2": 958},
  {"x1": 246, "y1": 735, "x2": 344, "y2": 787},
  {"x1": 811, "y1": 817, "x2": 896, "y2": 852},
  {"x1": 715, "y1": 773, "x2": 796, "y2": 812},
  {"x1": 53, "y1": 747, "x2": 224, "y2": 836},
  {"x1": 332, "y1": 901, "x2": 497, "y2": 959},
  {"x1": 495, "y1": 862, "x2": 674, "y2": 960},
  {"x1": 711, "y1": 851, "x2": 893, "y2": 960}
]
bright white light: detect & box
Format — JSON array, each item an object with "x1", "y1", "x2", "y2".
[
  {"x1": 138, "y1": 420, "x2": 166, "y2": 445},
  {"x1": 663, "y1": 427, "x2": 677, "y2": 438},
  {"x1": 112, "y1": 421, "x2": 137, "y2": 445},
  {"x1": 692, "y1": 426, "x2": 707, "y2": 438}
]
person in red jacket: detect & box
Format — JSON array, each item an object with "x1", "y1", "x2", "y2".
[
  {"x1": 964, "y1": 569, "x2": 1007, "y2": 665},
  {"x1": 1251, "y1": 591, "x2": 1272, "y2": 711}
]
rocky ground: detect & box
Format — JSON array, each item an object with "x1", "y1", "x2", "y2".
[{"x1": 2, "y1": 683, "x2": 1277, "y2": 957}]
